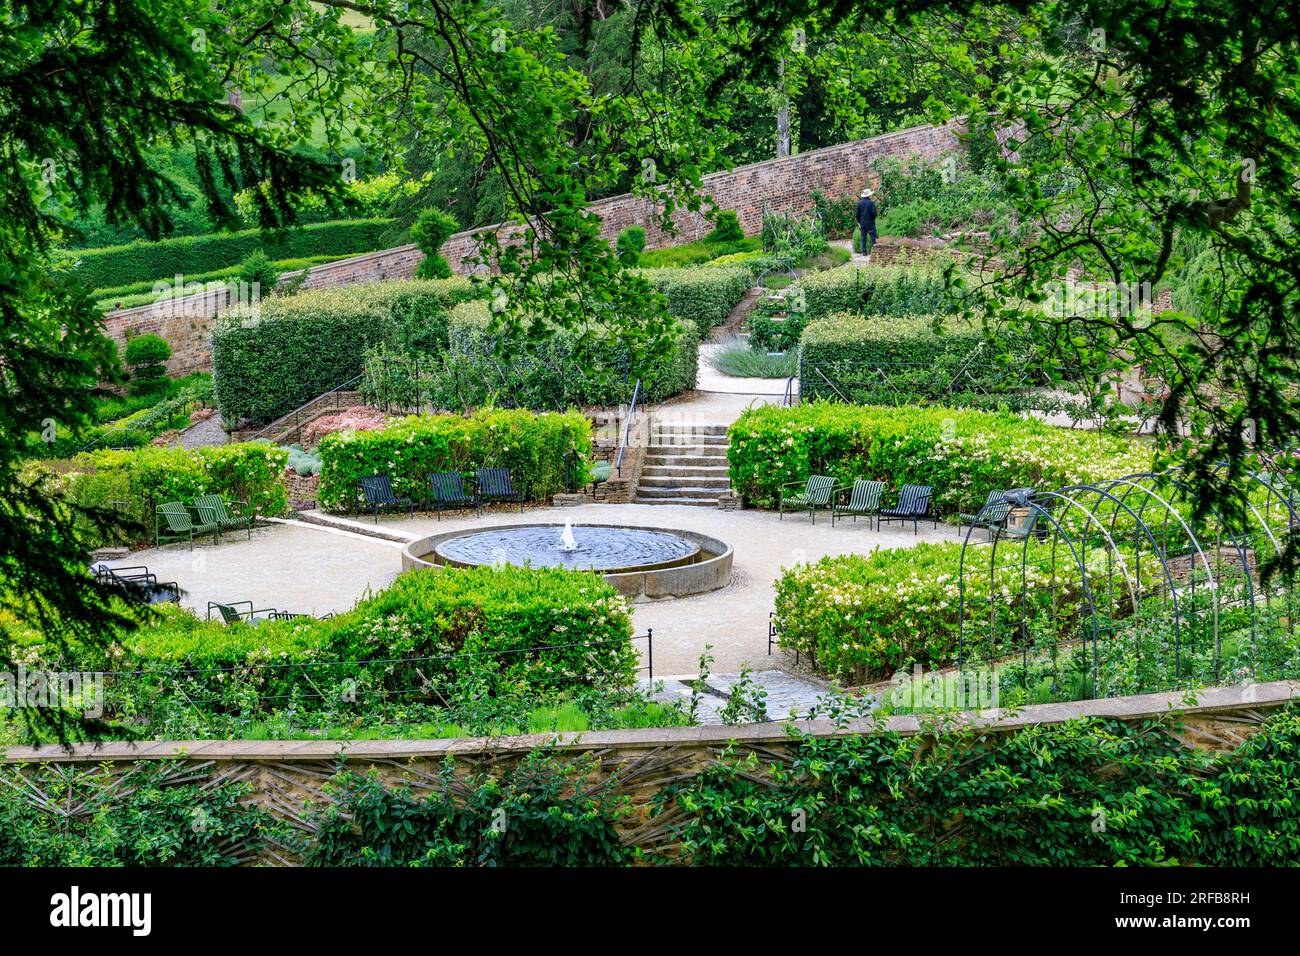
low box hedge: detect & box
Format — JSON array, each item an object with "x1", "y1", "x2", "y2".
[
  {"x1": 728, "y1": 402, "x2": 1152, "y2": 517},
  {"x1": 799, "y1": 264, "x2": 959, "y2": 320},
  {"x1": 68, "y1": 218, "x2": 395, "y2": 291},
  {"x1": 388, "y1": 301, "x2": 698, "y2": 411},
  {"x1": 211, "y1": 277, "x2": 480, "y2": 425},
  {"x1": 637, "y1": 265, "x2": 753, "y2": 333},
  {"x1": 316, "y1": 407, "x2": 592, "y2": 512},
  {"x1": 798, "y1": 313, "x2": 1033, "y2": 403}
]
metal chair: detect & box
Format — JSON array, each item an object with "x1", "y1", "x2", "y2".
[
  {"x1": 476, "y1": 467, "x2": 524, "y2": 512},
  {"x1": 878, "y1": 484, "x2": 936, "y2": 535},
  {"x1": 832, "y1": 479, "x2": 886, "y2": 528},
  {"x1": 779, "y1": 475, "x2": 838, "y2": 523},
  {"x1": 356, "y1": 474, "x2": 415, "y2": 524},
  {"x1": 426, "y1": 471, "x2": 478, "y2": 519}
]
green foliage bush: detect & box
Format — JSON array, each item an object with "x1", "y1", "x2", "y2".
[
  {"x1": 636, "y1": 237, "x2": 760, "y2": 269},
  {"x1": 211, "y1": 277, "x2": 479, "y2": 424},
  {"x1": 316, "y1": 407, "x2": 592, "y2": 511},
  {"x1": 774, "y1": 541, "x2": 1082, "y2": 682},
  {"x1": 799, "y1": 264, "x2": 958, "y2": 320},
  {"x1": 728, "y1": 402, "x2": 1151, "y2": 514},
  {"x1": 41, "y1": 442, "x2": 288, "y2": 546},
  {"x1": 234, "y1": 249, "x2": 284, "y2": 293},
  {"x1": 616, "y1": 226, "x2": 646, "y2": 265},
  {"x1": 9, "y1": 705, "x2": 1298, "y2": 866},
  {"x1": 874, "y1": 155, "x2": 1011, "y2": 238},
  {"x1": 637, "y1": 265, "x2": 752, "y2": 332},
  {"x1": 410, "y1": 207, "x2": 459, "y2": 279},
  {"x1": 394, "y1": 301, "x2": 698, "y2": 410},
  {"x1": 706, "y1": 210, "x2": 745, "y2": 243},
  {"x1": 122, "y1": 332, "x2": 172, "y2": 397},
  {"x1": 798, "y1": 313, "x2": 1033, "y2": 403},
  {"x1": 95, "y1": 564, "x2": 636, "y2": 721},
  {"x1": 68, "y1": 217, "x2": 394, "y2": 291},
  {"x1": 657, "y1": 706, "x2": 1300, "y2": 866},
  {"x1": 302, "y1": 754, "x2": 630, "y2": 866},
  {"x1": 27, "y1": 374, "x2": 214, "y2": 459},
  {"x1": 747, "y1": 267, "x2": 959, "y2": 353},
  {"x1": 811, "y1": 189, "x2": 858, "y2": 238},
  {"x1": 0, "y1": 762, "x2": 276, "y2": 866},
  {"x1": 760, "y1": 209, "x2": 828, "y2": 261}
]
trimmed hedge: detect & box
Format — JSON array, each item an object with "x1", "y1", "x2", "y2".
[
  {"x1": 799, "y1": 264, "x2": 958, "y2": 320},
  {"x1": 211, "y1": 277, "x2": 480, "y2": 425},
  {"x1": 728, "y1": 402, "x2": 1151, "y2": 516},
  {"x1": 392, "y1": 301, "x2": 698, "y2": 410},
  {"x1": 316, "y1": 408, "x2": 592, "y2": 512},
  {"x1": 35, "y1": 442, "x2": 288, "y2": 547},
  {"x1": 774, "y1": 541, "x2": 1083, "y2": 683},
  {"x1": 798, "y1": 313, "x2": 1032, "y2": 403},
  {"x1": 68, "y1": 218, "x2": 394, "y2": 291},
  {"x1": 637, "y1": 266, "x2": 752, "y2": 333},
  {"x1": 86, "y1": 564, "x2": 637, "y2": 714}
]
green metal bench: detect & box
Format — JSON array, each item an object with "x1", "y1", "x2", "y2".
[
  {"x1": 878, "y1": 484, "x2": 936, "y2": 535},
  {"x1": 779, "y1": 475, "x2": 838, "y2": 523},
  {"x1": 193, "y1": 494, "x2": 255, "y2": 540},
  {"x1": 959, "y1": 490, "x2": 1012, "y2": 538},
  {"x1": 426, "y1": 471, "x2": 478, "y2": 519},
  {"x1": 155, "y1": 501, "x2": 219, "y2": 548},
  {"x1": 356, "y1": 474, "x2": 415, "y2": 523},
  {"x1": 832, "y1": 479, "x2": 886, "y2": 528},
  {"x1": 207, "y1": 600, "x2": 282, "y2": 626},
  {"x1": 477, "y1": 467, "x2": 525, "y2": 512}
]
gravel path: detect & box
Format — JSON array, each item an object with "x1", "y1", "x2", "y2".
[{"x1": 176, "y1": 415, "x2": 229, "y2": 449}]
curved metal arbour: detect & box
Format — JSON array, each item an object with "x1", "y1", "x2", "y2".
[{"x1": 956, "y1": 468, "x2": 1297, "y2": 703}]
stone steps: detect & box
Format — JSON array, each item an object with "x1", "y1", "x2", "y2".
[
  {"x1": 638, "y1": 474, "x2": 731, "y2": 489},
  {"x1": 634, "y1": 422, "x2": 733, "y2": 506},
  {"x1": 645, "y1": 445, "x2": 728, "y2": 459},
  {"x1": 641, "y1": 464, "x2": 730, "y2": 477}
]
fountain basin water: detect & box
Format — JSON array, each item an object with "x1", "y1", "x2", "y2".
[{"x1": 403, "y1": 523, "x2": 734, "y2": 601}]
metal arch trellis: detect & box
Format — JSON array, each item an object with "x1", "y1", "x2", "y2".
[
  {"x1": 957, "y1": 489, "x2": 1099, "y2": 692},
  {"x1": 955, "y1": 469, "x2": 1298, "y2": 703}
]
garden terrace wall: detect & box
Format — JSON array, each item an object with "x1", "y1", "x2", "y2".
[
  {"x1": 1, "y1": 680, "x2": 1293, "y2": 865},
  {"x1": 100, "y1": 121, "x2": 964, "y2": 374}
]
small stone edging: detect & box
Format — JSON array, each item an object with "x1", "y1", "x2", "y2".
[{"x1": 401, "y1": 522, "x2": 735, "y2": 602}]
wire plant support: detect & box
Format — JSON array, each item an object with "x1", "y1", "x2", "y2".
[{"x1": 956, "y1": 468, "x2": 1298, "y2": 706}]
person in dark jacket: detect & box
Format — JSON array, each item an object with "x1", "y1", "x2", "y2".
[{"x1": 856, "y1": 187, "x2": 878, "y2": 260}]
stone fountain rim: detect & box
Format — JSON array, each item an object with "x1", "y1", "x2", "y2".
[{"x1": 400, "y1": 522, "x2": 734, "y2": 602}]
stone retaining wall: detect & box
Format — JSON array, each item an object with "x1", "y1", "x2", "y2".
[
  {"x1": 100, "y1": 121, "x2": 965, "y2": 375},
  {"x1": 0, "y1": 681, "x2": 1292, "y2": 865}
]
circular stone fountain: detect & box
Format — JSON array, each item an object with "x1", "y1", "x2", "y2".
[{"x1": 402, "y1": 523, "x2": 733, "y2": 602}]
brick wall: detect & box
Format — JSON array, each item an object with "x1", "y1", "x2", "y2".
[{"x1": 101, "y1": 120, "x2": 964, "y2": 374}]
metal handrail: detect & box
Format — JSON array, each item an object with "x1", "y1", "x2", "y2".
[
  {"x1": 615, "y1": 378, "x2": 642, "y2": 477},
  {"x1": 246, "y1": 373, "x2": 363, "y2": 442},
  {"x1": 782, "y1": 375, "x2": 797, "y2": 407}
]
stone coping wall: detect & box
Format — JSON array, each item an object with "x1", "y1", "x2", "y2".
[{"x1": 4, "y1": 680, "x2": 1293, "y2": 766}]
